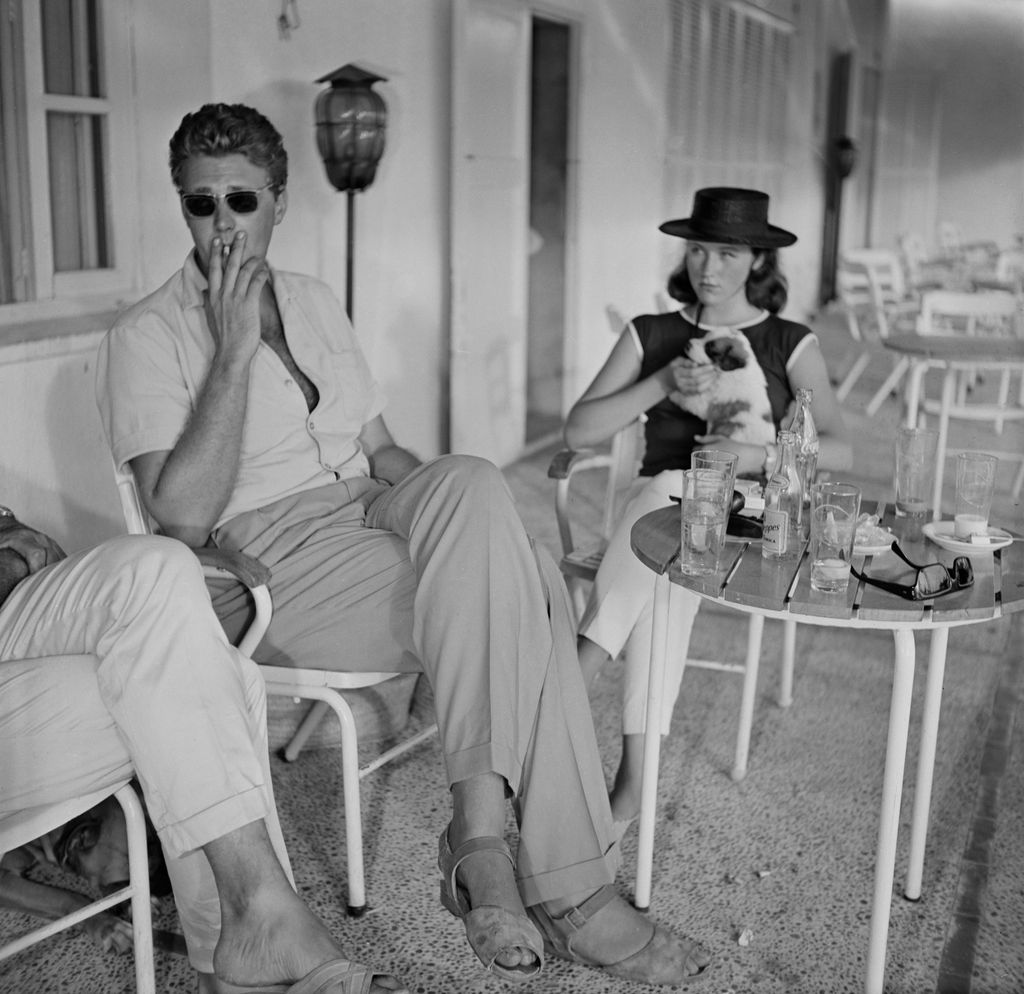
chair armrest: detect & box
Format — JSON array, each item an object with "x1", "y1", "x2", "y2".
[
  {"x1": 547, "y1": 447, "x2": 613, "y2": 480},
  {"x1": 547, "y1": 447, "x2": 617, "y2": 557},
  {"x1": 192, "y1": 547, "x2": 272, "y2": 588}
]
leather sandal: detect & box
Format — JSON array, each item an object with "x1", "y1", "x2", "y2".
[
  {"x1": 437, "y1": 828, "x2": 544, "y2": 983},
  {"x1": 527, "y1": 884, "x2": 710, "y2": 986}
]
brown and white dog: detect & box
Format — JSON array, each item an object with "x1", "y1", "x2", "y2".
[{"x1": 669, "y1": 326, "x2": 775, "y2": 446}]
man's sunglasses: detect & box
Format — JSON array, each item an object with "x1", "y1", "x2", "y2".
[
  {"x1": 179, "y1": 182, "x2": 274, "y2": 219},
  {"x1": 850, "y1": 541, "x2": 973, "y2": 601}
]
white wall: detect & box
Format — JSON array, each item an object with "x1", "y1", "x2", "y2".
[{"x1": 887, "y1": 0, "x2": 1024, "y2": 248}]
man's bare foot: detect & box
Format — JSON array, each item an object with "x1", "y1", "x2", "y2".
[
  {"x1": 536, "y1": 886, "x2": 710, "y2": 985},
  {"x1": 210, "y1": 884, "x2": 406, "y2": 993}
]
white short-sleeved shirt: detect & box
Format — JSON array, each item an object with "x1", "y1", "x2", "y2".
[{"x1": 96, "y1": 253, "x2": 387, "y2": 529}]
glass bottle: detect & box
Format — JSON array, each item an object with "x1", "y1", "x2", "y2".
[
  {"x1": 761, "y1": 430, "x2": 804, "y2": 561},
  {"x1": 789, "y1": 388, "x2": 819, "y2": 513}
]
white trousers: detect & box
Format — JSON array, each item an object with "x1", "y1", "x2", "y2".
[
  {"x1": 0, "y1": 535, "x2": 290, "y2": 972},
  {"x1": 578, "y1": 471, "x2": 702, "y2": 736}
]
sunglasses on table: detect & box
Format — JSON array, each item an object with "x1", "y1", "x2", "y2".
[
  {"x1": 849, "y1": 541, "x2": 974, "y2": 601},
  {"x1": 179, "y1": 182, "x2": 274, "y2": 218}
]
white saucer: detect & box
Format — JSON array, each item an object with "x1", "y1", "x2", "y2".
[{"x1": 923, "y1": 520, "x2": 1013, "y2": 554}]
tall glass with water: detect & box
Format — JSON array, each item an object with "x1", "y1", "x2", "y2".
[
  {"x1": 894, "y1": 426, "x2": 939, "y2": 540},
  {"x1": 678, "y1": 468, "x2": 731, "y2": 576}
]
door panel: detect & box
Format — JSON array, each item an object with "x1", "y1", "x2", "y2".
[{"x1": 450, "y1": 0, "x2": 529, "y2": 463}]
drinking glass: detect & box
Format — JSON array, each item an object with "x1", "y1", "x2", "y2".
[
  {"x1": 809, "y1": 482, "x2": 861, "y2": 594},
  {"x1": 894, "y1": 427, "x2": 939, "y2": 539},
  {"x1": 691, "y1": 449, "x2": 738, "y2": 496},
  {"x1": 678, "y1": 468, "x2": 731, "y2": 577},
  {"x1": 954, "y1": 452, "x2": 998, "y2": 538}
]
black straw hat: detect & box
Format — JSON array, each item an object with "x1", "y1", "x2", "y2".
[{"x1": 659, "y1": 187, "x2": 797, "y2": 248}]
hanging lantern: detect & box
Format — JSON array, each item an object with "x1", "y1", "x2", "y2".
[{"x1": 314, "y1": 63, "x2": 388, "y2": 192}]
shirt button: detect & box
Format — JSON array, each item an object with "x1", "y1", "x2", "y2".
[
  {"x1": 308, "y1": 420, "x2": 315, "y2": 430},
  {"x1": 285, "y1": 378, "x2": 293, "y2": 386}
]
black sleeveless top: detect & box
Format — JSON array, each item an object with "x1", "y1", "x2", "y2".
[{"x1": 633, "y1": 310, "x2": 814, "y2": 476}]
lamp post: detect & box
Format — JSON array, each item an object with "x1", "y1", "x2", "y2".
[{"x1": 314, "y1": 63, "x2": 388, "y2": 321}]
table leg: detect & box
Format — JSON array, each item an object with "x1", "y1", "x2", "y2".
[
  {"x1": 865, "y1": 629, "x2": 916, "y2": 994},
  {"x1": 731, "y1": 613, "x2": 765, "y2": 781},
  {"x1": 931, "y1": 368, "x2": 957, "y2": 521},
  {"x1": 635, "y1": 571, "x2": 672, "y2": 911},
  {"x1": 905, "y1": 626, "x2": 949, "y2": 900},
  {"x1": 778, "y1": 618, "x2": 796, "y2": 708},
  {"x1": 904, "y1": 359, "x2": 926, "y2": 430}
]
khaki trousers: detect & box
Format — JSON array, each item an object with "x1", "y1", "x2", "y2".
[{"x1": 211, "y1": 455, "x2": 618, "y2": 904}]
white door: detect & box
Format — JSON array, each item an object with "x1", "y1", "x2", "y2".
[{"x1": 450, "y1": 0, "x2": 530, "y2": 463}]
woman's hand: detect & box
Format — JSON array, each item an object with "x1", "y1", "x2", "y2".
[
  {"x1": 666, "y1": 357, "x2": 718, "y2": 398},
  {"x1": 693, "y1": 436, "x2": 767, "y2": 477}
]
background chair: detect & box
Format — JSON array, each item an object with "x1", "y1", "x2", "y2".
[
  {"x1": 0, "y1": 766, "x2": 154, "y2": 993},
  {"x1": 834, "y1": 248, "x2": 920, "y2": 406},
  {"x1": 112, "y1": 463, "x2": 436, "y2": 915},
  {"x1": 548, "y1": 422, "x2": 796, "y2": 781},
  {"x1": 906, "y1": 289, "x2": 1024, "y2": 512}
]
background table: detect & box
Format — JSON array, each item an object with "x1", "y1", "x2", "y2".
[
  {"x1": 882, "y1": 333, "x2": 1024, "y2": 514},
  {"x1": 630, "y1": 501, "x2": 1024, "y2": 994}
]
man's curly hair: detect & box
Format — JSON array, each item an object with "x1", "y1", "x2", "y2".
[{"x1": 169, "y1": 103, "x2": 288, "y2": 192}]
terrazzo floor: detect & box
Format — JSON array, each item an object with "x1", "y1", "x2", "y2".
[{"x1": 2, "y1": 309, "x2": 1023, "y2": 993}]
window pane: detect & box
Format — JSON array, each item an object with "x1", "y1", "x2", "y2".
[
  {"x1": 47, "y1": 111, "x2": 110, "y2": 271},
  {"x1": 42, "y1": 0, "x2": 102, "y2": 97}
]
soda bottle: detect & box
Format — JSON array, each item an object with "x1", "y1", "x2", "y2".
[
  {"x1": 789, "y1": 388, "x2": 819, "y2": 513},
  {"x1": 761, "y1": 430, "x2": 804, "y2": 561}
]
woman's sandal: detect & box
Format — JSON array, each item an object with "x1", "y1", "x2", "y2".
[
  {"x1": 527, "y1": 884, "x2": 710, "y2": 987},
  {"x1": 437, "y1": 829, "x2": 544, "y2": 983}
]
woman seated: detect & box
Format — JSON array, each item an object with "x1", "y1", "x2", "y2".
[{"x1": 565, "y1": 188, "x2": 853, "y2": 833}]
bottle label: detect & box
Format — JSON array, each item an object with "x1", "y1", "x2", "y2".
[{"x1": 763, "y1": 508, "x2": 788, "y2": 554}]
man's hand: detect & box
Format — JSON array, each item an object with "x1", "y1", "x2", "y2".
[
  {"x1": 0, "y1": 517, "x2": 66, "y2": 574},
  {"x1": 0, "y1": 517, "x2": 65, "y2": 609},
  {"x1": 203, "y1": 232, "x2": 269, "y2": 367}
]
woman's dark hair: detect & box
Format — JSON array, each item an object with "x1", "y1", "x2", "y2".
[
  {"x1": 667, "y1": 246, "x2": 788, "y2": 314},
  {"x1": 169, "y1": 103, "x2": 288, "y2": 192}
]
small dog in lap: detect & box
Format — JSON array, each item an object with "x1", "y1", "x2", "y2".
[{"x1": 669, "y1": 326, "x2": 775, "y2": 446}]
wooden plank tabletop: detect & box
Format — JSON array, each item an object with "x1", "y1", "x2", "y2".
[{"x1": 630, "y1": 499, "x2": 1024, "y2": 628}]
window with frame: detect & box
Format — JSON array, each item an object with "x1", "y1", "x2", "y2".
[
  {"x1": 0, "y1": 0, "x2": 136, "y2": 319},
  {"x1": 666, "y1": 0, "x2": 794, "y2": 207}
]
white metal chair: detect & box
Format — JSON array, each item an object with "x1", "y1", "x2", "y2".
[
  {"x1": 111, "y1": 463, "x2": 436, "y2": 915},
  {"x1": 905, "y1": 290, "x2": 1024, "y2": 513},
  {"x1": 898, "y1": 232, "x2": 957, "y2": 293},
  {"x1": 548, "y1": 421, "x2": 797, "y2": 781},
  {"x1": 0, "y1": 766, "x2": 155, "y2": 993},
  {"x1": 834, "y1": 249, "x2": 920, "y2": 407}
]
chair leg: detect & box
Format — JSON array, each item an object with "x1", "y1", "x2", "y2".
[
  {"x1": 116, "y1": 784, "x2": 156, "y2": 994},
  {"x1": 282, "y1": 699, "x2": 332, "y2": 762},
  {"x1": 263, "y1": 685, "x2": 367, "y2": 915},
  {"x1": 732, "y1": 614, "x2": 765, "y2": 782},
  {"x1": 836, "y1": 350, "x2": 872, "y2": 402},
  {"x1": 778, "y1": 620, "x2": 796, "y2": 708},
  {"x1": 866, "y1": 357, "x2": 910, "y2": 416}
]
